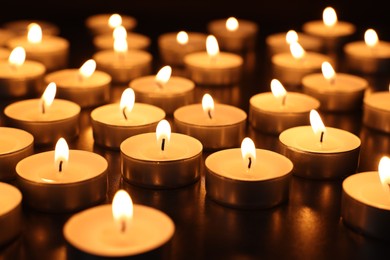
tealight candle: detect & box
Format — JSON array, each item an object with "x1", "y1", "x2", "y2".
[
  {"x1": 16, "y1": 138, "x2": 108, "y2": 212},
  {"x1": 344, "y1": 29, "x2": 390, "y2": 74},
  {"x1": 207, "y1": 17, "x2": 258, "y2": 53},
  {"x1": 158, "y1": 31, "x2": 207, "y2": 67},
  {"x1": 91, "y1": 88, "x2": 166, "y2": 149},
  {"x1": 0, "y1": 127, "x2": 34, "y2": 181},
  {"x1": 3, "y1": 19, "x2": 59, "y2": 36},
  {"x1": 93, "y1": 36, "x2": 152, "y2": 84},
  {"x1": 85, "y1": 13, "x2": 137, "y2": 35},
  {"x1": 341, "y1": 156, "x2": 390, "y2": 239},
  {"x1": 7, "y1": 23, "x2": 69, "y2": 71},
  {"x1": 121, "y1": 120, "x2": 203, "y2": 188},
  {"x1": 363, "y1": 88, "x2": 390, "y2": 133},
  {"x1": 63, "y1": 190, "x2": 174, "y2": 257},
  {"x1": 184, "y1": 35, "x2": 243, "y2": 86},
  {"x1": 0, "y1": 182, "x2": 22, "y2": 246},
  {"x1": 0, "y1": 29, "x2": 14, "y2": 47},
  {"x1": 205, "y1": 137, "x2": 293, "y2": 209},
  {"x1": 302, "y1": 61, "x2": 368, "y2": 111},
  {"x1": 4, "y1": 82, "x2": 80, "y2": 145},
  {"x1": 271, "y1": 41, "x2": 332, "y2": 86},
  {"x1": 302, "y1": 7, "x2": 355, "y2": 52},
  {"x1": 44, "y1": 59, "x2": 112, "y2": 108},
  {"x1": 129, "y1": 65, "x2": 195, "y2": 114},
  {"x1": 249, "y1": 79, "x2": 320, "y2": 134},
  {"x1": 174, "y1": 94, "x2": 247, "y2": 149},
  {"x1": 279, "y1": 109, "x2": 361, "y2": 179},
  {"x1": 0, "y1": 47, "x2": 45, "y2": 98}
]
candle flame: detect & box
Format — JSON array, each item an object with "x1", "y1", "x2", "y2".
[
  {"x1": 226, "y1": 17, "x2": 239, "y2": 31},
  {"x1": 241, "y1": 137, "x2": 256, "y2": 171},
  {"x1": 379, "y1": 156, "x2": 390, "y2": 194},
  {"x1": 364, "y1": 29, "x2": 378, "y2": 48},
  {"x1": 54, "y1": 138, "x2": 69, "y2": 173},
  {"x1": 8, "y1": 47, "x2": 26, "y2": 67},
  {"x1": 286, "y1": 30, "x2": 298, "y2": 45},
  {"x1": 176, "y1": 31, "x2": 189, "y2": 45},
  {"x1": 40, "y1": 82, "x2": 56, "y2": 114},
  {"x1": 114, "y1": 36, "x2": 128, "y2": 53},
  {"x1": 113, "y1": 25, "x2": 127, "y2": 40},
  {"x1": 108, "y1": 14, "x2": 122, "y2": 28},
  {"x1": 27, "y1": 23, "x2": 42, "y2": 44},
  {"x1": 112, "y1": 189, "x2": 133, "y2": 234},
  {"x1": 156, "y1": 119, "x2": 171, "y2": 152},
  {"x1": 79, "y1": 59, "x2": 96, "y2": 79},
  {"x1": 120, "y1": 88, "x2": 135, "y2": 120},
  {"x1": 155, "y1": 65, "x2": 172, "y2": 87},
  {"x1": 202, "y1": 93, "x2": 214, "y2": 119},
  {"x1": 290, "y1": 41, "x2": 305, "y2": 59},
  {"x1": 321, "y1": 62, "x2": 336, "y2": 83},
  {"x1": 206, "y1": 35, "x2": 219, "y2": 58},
  {"x1": 323, "y1": 7, "x2": 338, "y2": 27},
  {"x1": 310, "y1": 109, "x2": 326, "y2": 143},
  {"x1": 271, "y1": 79, "x2": 287, "y2": 106}
]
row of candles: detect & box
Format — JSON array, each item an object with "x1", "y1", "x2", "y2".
[{"x1": 0, "y1": 6, "x2": 389, "y2": 256}]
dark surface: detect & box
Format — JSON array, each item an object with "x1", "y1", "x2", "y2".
[{"x1": 1, "y1": 1, "x2": 390, "y2": 259}]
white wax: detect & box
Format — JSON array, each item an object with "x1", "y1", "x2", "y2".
[
  {"x1": 302, "y1": 21, "x2": 356, "y2": 38},
  {"x1": 174, "y1": 103, "x2": 246, "y2": 126},
  {"x1": 3, "y1": 20, "x2": 59, "y2": 36},
  {"x1": 272, "y1": 52, "x2": 331, "y2": 70},
  {"x1": 207, "y1": 19, "x2": 258, "y2": 38},
  {"x1": 85, "y1": 14, "x2": 137, "y2": 34},
  {"x1": 279, "y1": 126, "x2": 360, "y2": 153},
  {"x1": 130, "y1": 76, "x2": 194, "y2": 96},
  {"x1": 266, "y1": 32, "x2": 323, "y2": 54},
  {"x1": 0, "y1": 182, "x2": 22, "y2": 216},
  {"x1": 0, "y1": 127, "x2": 34, "y2": 155},
  {"x1": 91, "y1": 103, "x2": 165, "y2": 127},
  {"x1": 364, "y1": 91, "x2": 390, "y2": 112},
  {"x1": 343, "y1": 171, "x2": 390, "y2": 210},
  {"x1": 250, "y1": 92, "x2": 320, "y2": 113},
  {"x1": 7, "y1": 35, "x2": 69, "y2": 54},
  {"x1": 302, "y1": 73, "x2": 368, "y2": 93},
  {"x1": 0, "y1": 60, "x2": 45, "y2": 78},
  {"x1": 63, "y1": 204, "x2": 174, "y2": 257},
  {"x1": 4, "y1": 99, "x2": 80, "y2": 122},
  {"x1": 0, "y1": 48, "x2": 10, "y2": 60},
  {"x1": 184, "y1": 52, "x2": 243, "y2": 69},
  {"x1": 206, "y1": 149, "x2": 293, "y2": 181},
  {"x1": 45, "y1": 69, "x2": 111, "y2": 88},
  {"x1": 93, "y1": 32, "x2": 150, "y2": 50},
  {"x1": 16, "y1": 150, "x2": 107, "y2": 184},
  {"x1": 93, "y1": 49, "x2": 152, "y2": 68},
  {"x1": 121, "y1": 133, "x2": 202, "y2": 161},
  {"x1": 344, "y1": 41, "x2": 390, "y2": 59}
]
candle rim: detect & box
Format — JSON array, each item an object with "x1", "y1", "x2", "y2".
[
  {"x1": 0, "y1": 127, "x2": 34, "y2": 155},
  {"x1": 0, "y1": 182, "x2": 22, "y2": 215}
]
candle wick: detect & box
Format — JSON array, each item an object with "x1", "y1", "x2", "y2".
[
  {"x1": 208, "y1": 109, "x2": 213, "y2": 119},
  {"x1": 156, "y1": 82, "x2": 163, "y2": 89},
  {"x1": 41, "y1": 101, "x2": 46, "y2": 114},
  {"x1": 161, "y1": 138, "x2": 165, "y2": 151},
  {"x1": 120, "y1": 219, "x2": 126, "y2": 233},
  {"x1": 122, "y1": 107, "x2": 128, "y2": 120},
  {"x1": 320, "y1": 131, "x2": 324, "y2": 143},
  {"x1": 248, "y1": 157, "x2": 252, "y2": 169},
  {"x1": 282, "y1": 95, "x2": 287, "y2": 107},
  {"x1": 78, "y1": 73, "x2": 84, "y2": 83},
  {"x1": 329, "y1": 77, "x2": 336, "y2": 86},
  {"x1": 59, "y1": 160, "x2": 63, "y2": 172}
]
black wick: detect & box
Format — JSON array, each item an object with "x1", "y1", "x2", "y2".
[
  {"x1": 320, "y1": 131, "x2": 324, "y2": 143},
  {"x1": 208, "y1": 109, "x2": 212, "y2": 119},
  {"x1": 41, "y1": 102, "x2": 45, "y2": 114},
  {"x1": 248, "y1": 157, "x2": 252, "y2": 169},
  {"x1": 122, "y1": 107, "x2": 127, "y2": 120},
  {"x1": 161, "y1": 138, "x2": 166, "y2": 151},
  {"x1": 59, "y1": 161, "x2": 63, "y2": 172},
  {"x1": 120, "y1": 220, "x2": 126, "y2": 233},
  {"x1": 282, "y1": 96, "x2": 286, "y2": 106}
]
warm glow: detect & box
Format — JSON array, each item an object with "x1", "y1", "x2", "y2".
[
  {"x1": 241, "y1": 137, "x2": 256, "y2": 170},
  {"x1": 112, "y1": 189, "x2": 133, "y2": 233},
  {"x1": 114, "y1": 36, "x2": 128, "y2": 53},
  {"x1": 156, "y1": 120, "x2": 171, "y2": 152},
  {"x1": 40, "y1": 82, "x2": 56, "y2": 114},
  {"x1": 321, "y1": 62, "x2": 336, "y2": 83},
  {"x1": 27, "y1": 23, "x2": 42, "y2": 44},
  {"x1": 206, "y1": 35, "x2": 219, "y2": 57},
  {"x1": 120, "y1": 88, "x2": 135, "y2": 119},
  {"x1": 8, "y1": 47, "x2": 26, "y2": 67},
  {"x1": 379, "y1": 156, "x2": 390, "y2": 193},
  {"x1": 202, "y1": 93, "x2": 214, "y2": 119},
  {"x1": 79, "y1": 59, "x2": 96, "y2": 79},
  {"x1": 286, "y1": 30, "x2": 298, "y2": 45},
  {"x1": 113, "y1": 25, "x2": 127, "y2": 40},
  {"x1": 226, "y1": 17, "x2": 239, "y2": 31},
  {"x1": 155, "y1": 65, "x2": 172, "y2": 87},
  {"x1": 310, "y1": 109, "x2": 326, "y2": 143},
  {"x1": 54, "y1": 138, "x2": 69, "y2": 173},
  {"x1": 364, "y1": 29, "x2": 378, "y2": 48},
  {"x1": 176, "y1": 31, "x2": 189, "y2": 45},
  {"x1": 271, "y1": 79, "x2": 287, "y2": 105},
  {"x1": 108, "y1": 14, "x2": 122, "y2": 28},
  {"x1": 323, "y1": 7, "x2": 338, "y2": 27},
  {"x1": 290, "y1": 42, "x2": 305, "y2": 59}
]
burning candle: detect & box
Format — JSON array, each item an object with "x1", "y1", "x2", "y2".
[
  {"x1": 16, "y1": 138, "x2": 107, "y2": 212},
  {"x1": 302, "y1": 61, "x2": 368, "y2": 111},
  {"x1": 341, "y1": 156, "x2": 390, "y2": 239},
  {"x1": 91, "y1": 87, "x2": 166, "y2": 149},
  {"x1": 85, "y1": 13, "x2": 137, "y2": 35},
  {"x1": 249, "y1": 79, "x2": 320, "y2": 134},
  {"x1": 0, "y1": 47, "x2": 45, "y2": 98},
  {"x1": 121, "y1": 120, "x2": 203, "y2": 188},
  {"x1": 4, "y1": 82, "x2": 80, "y2": 145},
  {"x1": 7, "y1": 23, "x2": 69, "y2": 71},
  {"x1": 63, "y1": 189, "x2": 174, "y2": 257},
  {"x1": 3, "y1": 19, "x2": 59, "y2": 36},
  {"x1": 344, "y1": 29, "x2": 390, "y2": 74},
  {"x1": 279, "y1": 109, "x2": 361, "y2": 179},
  {"x1": 129, "y1": 65, "x2": 195, "y2": 114},
  {"x1": 184, "y1": 35, "x2": 243, "y2": 85},
  {"x1": 173, "y1": 93, "x2": 247, "y2": 149},
  {"x1": 44, "y1": 59, "x2": 111, "y2": 108},
  {"x1": 363, "y1": 86, "x2": 390, "y2": 133},
  {"x1": 205, "y1": 137, "x2": 293, "y2": 208}
]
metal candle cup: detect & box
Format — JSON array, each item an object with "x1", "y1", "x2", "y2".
[
  {"x1": 205, "y1": 149, "x2": 293, "y2": 209},
  {"x1": 16, "y1": 150, "x2": 108, "y2": 213},
  {"x1": 0, "y1": 127, "x2": 34, "y2": 181},
  {"x1": 363, "y1": 91, "x2": 390, "y2": 133},
  {"x1": 120, "y1": 133, "x2": 202, "y2": 188},
  {"x1": 279, "y1": 126, "x2": 361, "y2": 179}
]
